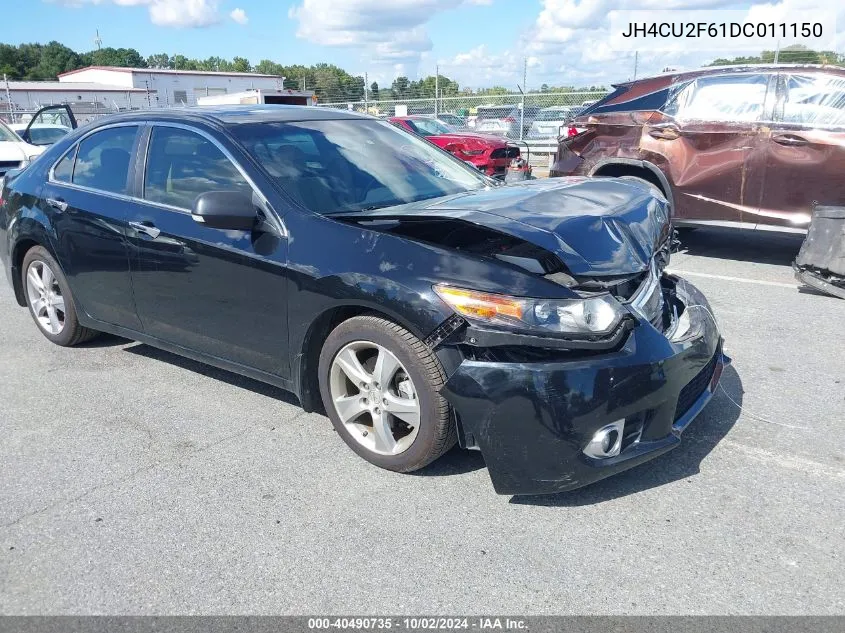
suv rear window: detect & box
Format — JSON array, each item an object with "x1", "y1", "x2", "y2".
[{"x1": 477, "y1": 106, "x2": 514, "y2": 119}]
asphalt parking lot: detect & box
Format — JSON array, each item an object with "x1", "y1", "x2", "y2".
[{"x1": 1, "y1": 228, "x2": 843, "y2": 615}]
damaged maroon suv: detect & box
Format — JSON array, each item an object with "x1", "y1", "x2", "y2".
[{"x1": 551, "y1": 65, "x2": 845, "y2": 233}]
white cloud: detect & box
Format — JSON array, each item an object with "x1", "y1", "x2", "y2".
[
  {"x1": 50, "y1": 0, "x2": 221, "y2": 27},
  {"x1": 229, "y1": 7, "x2": 248, "y2": 24},
  {"x1": 516, "y1": 0, "x2": 845, "y2": 86},
  {"x1": 148, "y1": 0, "x2": 219, "y2": 27},
  {"x1": 288, "y1": 0, "x2": 494, "y2": 68}
]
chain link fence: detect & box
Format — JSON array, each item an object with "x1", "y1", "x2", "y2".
[
  {"x1": 315, "y1": 90, "x2": 608, "y2": 140},
  {"x1": 1, "y1": 101, "x2": 128, "y2": 127}
]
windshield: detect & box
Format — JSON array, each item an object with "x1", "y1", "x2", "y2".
[
  {"x1": 438, "y1": 115, "x2": 463, "y2": 126},
  {"x1": 230, "y1": 118, "x2": 489, "y2": 215},
  {"x1": 409, "y1": 118, "x2": 454, "y2": 136},
  {"x1": 536, "y1": 109, "x2": 571, "y2": 121},
  {"x1": 0, "y1": 121, "x2": 21, "y2": 143}
]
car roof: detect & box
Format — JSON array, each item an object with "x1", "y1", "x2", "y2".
[
  {"x1": 86, "y1": 105, "x2": 370, "y2": 127},
  {"x1": 617, "y1": 63, "x2": 845, "y2": 87}
]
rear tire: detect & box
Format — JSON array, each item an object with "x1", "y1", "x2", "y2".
[
  {"x1": 318, "y1": 315, "x2": 456, "y2": 472},
  {"x1": 21, "y1": 246, "x2": 98, "y2": 347}
]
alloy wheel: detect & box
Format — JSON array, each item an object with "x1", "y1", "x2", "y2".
[
  {"x1": 25, "y1": 260, "x2": 66, "y2": 335},
  {"x1": 328, "y1": 341, "x2": 421, "y2": 456}
]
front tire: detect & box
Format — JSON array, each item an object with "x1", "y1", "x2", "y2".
[
  {"x1": 22, "y1": 246, "x2": 98, "y2": 347},
  {"x1": 318, "y1": 315, "x2": 456, "y2": 472}
]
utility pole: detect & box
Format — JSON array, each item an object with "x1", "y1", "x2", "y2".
[
  {"x1": 774, "y1": 40, "x2": 780, "y2": 63},
  {"x1": 633, "y1": 51, "x2": 638, "y2": 80},
  {"x1": 434, "y1": 64, "x2": 439, "y2": 117},
  {"x1": 364, "y1": 72, "x2": 369, "y2": 113},
  {"x1": 3, "y1": 74, "x2": 12, "y2": 123},
  {"x1": 94, "y1": 29, "x2": 102, "y2": 50}
]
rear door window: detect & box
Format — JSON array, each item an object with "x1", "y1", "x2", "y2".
[
  {"x1": 779, "y1": 73, "x2": 845, "y2": 128},
  {"x1": 665, "y1": 74, "x2": 772, "y2": 123},
  {"x1": 52, "y1": 146, "x2": 77, "y2": 183},
  {"x1": 72, "y1": 126, "x2": 138, "y2": 195},
  {"x1": 144, "y1": 126, "x2": 251, "y2": 210}
]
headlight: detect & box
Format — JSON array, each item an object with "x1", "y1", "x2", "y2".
[
  {"x1": 433, "y1": 285, "x2": 625, "y2": 336},
  {"x1": 461, "y1": 149, "x2": 485, "y2": 156}
]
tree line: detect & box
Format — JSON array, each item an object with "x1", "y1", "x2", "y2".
[
  {"x1": 0, "y1": 40, "x2": 610, "y2": 104},
  {"x1": 0, "y1": 41, "x2": 472, "y2": 103},
  {"x1": 707, "y1": 45, "x2": 844, "y2": 67}
]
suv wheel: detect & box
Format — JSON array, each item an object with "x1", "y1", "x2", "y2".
[{"x1": 318, "y1": 315, "x2": 456, "y2": 472}]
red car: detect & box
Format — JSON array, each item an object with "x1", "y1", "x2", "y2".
[{"x1": 389, "y1": 115, "x2": 519, "y2": 178}]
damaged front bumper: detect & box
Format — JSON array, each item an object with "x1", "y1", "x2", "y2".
[{"x1": 440, "y1": 276, "x2": 728, "y2": 495}]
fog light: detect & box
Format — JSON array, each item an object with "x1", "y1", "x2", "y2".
[{"x1": 583, "y1": 420, "x2": 625, "y2": 459}]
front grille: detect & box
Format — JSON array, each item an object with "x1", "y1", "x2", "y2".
[
  {"x1": 627, "y1": 262, "x2": 664, "y2": 328},
  {"x1": 674, "y1": 351, "x2": 718, "y2": 422},
  {"x1": 490, "y1": 147, "x2": 520, "y2": 159}
]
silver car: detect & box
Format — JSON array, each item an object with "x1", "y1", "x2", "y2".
[
  {"x1": 475, "y1": 105, "x2": 541, "y2": 139},
  {"x1": 527, "y1": 106, "x2": 580, "y2": 139}
]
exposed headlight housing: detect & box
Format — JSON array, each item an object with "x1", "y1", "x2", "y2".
[
  {"x1": 433, "y1": 285, "x2": 624, "y2": 336},
  {"x1": 461, "y1": 149, "x2": 485, "y2": 156}
]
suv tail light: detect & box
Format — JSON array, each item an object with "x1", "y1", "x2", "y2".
[
  {"x1": 567, "y1": 126, "x2": 578, "y2": 136},
  {"x1": 503, "y1": 117, "x2": 515, "y2": 123}
]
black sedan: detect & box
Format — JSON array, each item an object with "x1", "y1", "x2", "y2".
[{"x1": 0, "y1": 106, "x2": 727, "y2": 495}]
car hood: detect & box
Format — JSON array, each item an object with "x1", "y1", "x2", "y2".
[
  {"x1": 0, "y1": 140, "x2": 43, "y2": 161},
  {"x1": 340, "y1": 178, "x2": 671, "y2": 277}
]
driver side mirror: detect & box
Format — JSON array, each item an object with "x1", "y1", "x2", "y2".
[{"x1": 192, "y1": 191, "x2": 258, "y2": 230}]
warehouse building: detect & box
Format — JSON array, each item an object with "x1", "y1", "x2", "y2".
[
  {"x1": 2, "y1": 65, "x2": 287, "y2": 120},
  {"x1": 58, "y1": 66, "x2": 286, "y2": 105}
]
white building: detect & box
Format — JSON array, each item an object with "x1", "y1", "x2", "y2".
[
  {"x1": 2, "y1": 80, "x2": 151, "y2": 115},
  {"x1": 58, "y1": 66, "x2": 286, "y2": 106}
]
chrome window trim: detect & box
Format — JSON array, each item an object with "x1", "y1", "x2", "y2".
[
  {"x1": 48, "y1": 121, "x2": 140, "y2": 185},
  {"x1": 46, "y1": 119, "x2": 287, "y2": 238}
]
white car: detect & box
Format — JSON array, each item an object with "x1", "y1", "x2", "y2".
[
  {"x1": 0, "y1": 120, "x2": 45, "y2": 178},
  {"x1": 9, "y1": 122, "x2": 71, "y2": 147},
  {"x1": 527, "y1": 106, "x2": 579, "y2": 139}
]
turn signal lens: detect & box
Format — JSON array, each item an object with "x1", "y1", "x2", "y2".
[{"x1": 433, "y1": 286, "x2": 523, "y2": 321}]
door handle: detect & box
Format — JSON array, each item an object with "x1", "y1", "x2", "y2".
[
  {"x1": 129, "y1": 221, "x2": 161, "y2": 239},
  {"x1": 772, "y1": 134, "x2": 808, "y2": 147},
  {"x1": 46, "y1": 197, "x2": 68, "y2": 212},
  {"x1": 648, "y1": 124, "x2": 681, "y2": 140}
]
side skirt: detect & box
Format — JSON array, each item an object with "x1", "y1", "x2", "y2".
[{"x1": 77, "y1": 313, "x2": 298, "y2": 398}]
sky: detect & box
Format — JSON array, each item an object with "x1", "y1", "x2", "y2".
[{"x1": 5, "y1": 0, "x2": 844, "y2": 90}]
